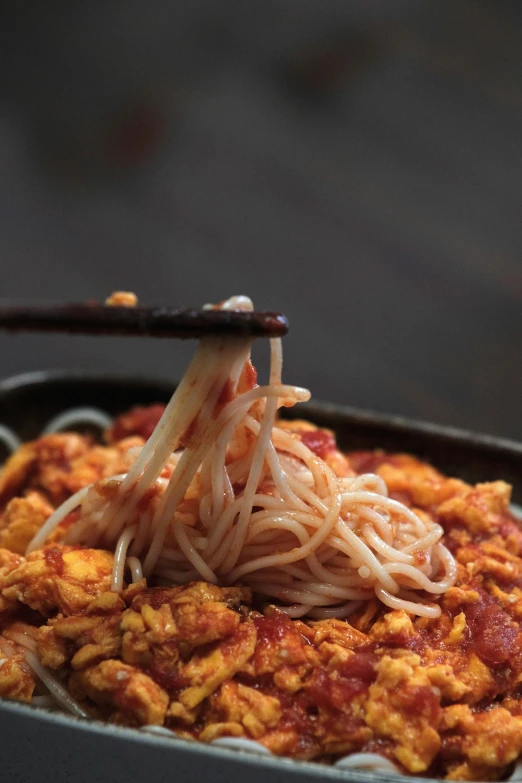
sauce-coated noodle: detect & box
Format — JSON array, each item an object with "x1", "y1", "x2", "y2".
[{"x1": 26, "y1": 296, "x2": 456, "y2": 617}]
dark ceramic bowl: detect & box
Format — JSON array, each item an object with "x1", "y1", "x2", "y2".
[{"x1": 1, "y1": 371, "x2": 522, "y2": 783}]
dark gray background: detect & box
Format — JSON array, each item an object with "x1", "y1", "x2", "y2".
[{"x1": 0, "y1": 0, "x2": 521, "y2": 438}]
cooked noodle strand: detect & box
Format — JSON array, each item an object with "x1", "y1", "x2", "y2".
[{"x1": 26, "y1": 295, "x2": 456, "y2": 619}]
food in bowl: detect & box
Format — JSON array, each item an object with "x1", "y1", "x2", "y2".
[{"x1": 0, "y1": 295, "x2": 521, "y2": 781}]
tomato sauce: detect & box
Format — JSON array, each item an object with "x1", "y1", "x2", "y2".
[
  {"x1": 109, "y1": 404, "x2": 166, "y2": 442},
  {"x1": 299, "y1": 429, "x2": 336, "y2": 459},
  {"x1": 465, "y1": 592, "x2": 519, "y2": 667},
  {"x1": 43, "y1": 546, "x2": 64, "y2": 576},
  {"x1": 213, "y1": 379, "x2": 235, "y2": 418}
]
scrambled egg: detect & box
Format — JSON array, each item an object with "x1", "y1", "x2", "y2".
[{"x1": 1, "y1": 412, "x2": 522, "y2": 781}]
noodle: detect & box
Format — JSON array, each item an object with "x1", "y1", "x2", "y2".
[
  {"x1": 335, "y1": 753, "x2": 400, "y2": 773},
  {"x1": 27, "y1": 486, "x2": 92, "y2": 553},
  {"x1": 111, "y1": 525, "x2": 137, "y2": 591},
  {"x1": 42, "y1": 407, "x2": 113, "y2": 435},
  {"x1": 5, "y1": 631, "x2": 88, "y2": 718},
  {"x1": 126, "y1": 556, "x2": 143, "y2": 583},
  {"x1": 26, "y1": 295, "x2": 456, "y2": 618},
  {"x1": 0, "y1": 424, "x2": 22, "y2": 456},
  {"x1": 23, "y1": 650, "x2": 88, "y2": 718}
]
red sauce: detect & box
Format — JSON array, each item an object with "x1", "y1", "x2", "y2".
[
  {"x1": 307, "y1": 669, "x2": 368, "y2": 711},
  {"x1": 252, "y1": 614, "x2": 309, "y2": 672},
  {"x1": 180, "y1": 416, "x2": 198, "y2": 448},
  {"x1": 254, "y1": 613, "x2": 295, "y2": 643},
  {"x1": 338, "y1": 649, "x2": 378, "y2": 682},
  {"x1": 60, "y1": 509, "x2": 82, "y2": 531},
  {"x1": 238, "y1": 361, "x2": 258, "y2": 394},
  {"x1": 349, "y1": 450, "x2": 420, "y2": 476},
  {"x1": 148, "y1": 651, "x2": 186, "y2": 695},
  {"x1": 412, "y1": 549, "x2": 428, "y2": 566},
  {"x1": 465, "y1": 592, "x2": 518, "y2": 666},
  {"x1": 442, "y1": 528, "x2": 469, "y2": 555},
  {"x1": 307, "y1": 650, "x2": 378, "y2": 712},
  {"x1": 44, "y1": 546, "x2": 64, "y2": 576},
  {"x1": 137, "y1": 486, "x2": 160, "y2": 513},
  {"x1": 252, "y1": 688, "x2": 321, "y2": 756},
  {"x1": 109, "y1": 404, "x2": 166, "y2": 442},
  {"x1": 394, "y1": 684, "x2": 440, "y2": 722},
  {"x1": 132, "y1": 588, "x2": 174, "y2": 611},
  {"x1": 213, "y1": 379, "x2": 235, "y2": 418},
  {"x1": 299, "y1": 429, "x2": 336, "y2": 459},
  {"x1": 219, "y1": 622, "x2": 252, "y2": 661},
  {"x1": 439, "y1": 733, "x2": 465, "y2": 763},
  {"x1": 346, "y1": 450, "x2": 390, "y2": 474}
]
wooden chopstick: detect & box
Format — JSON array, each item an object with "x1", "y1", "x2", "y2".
[{"x1": 0, "y1": 303, "x2": 289, "y2": 339}]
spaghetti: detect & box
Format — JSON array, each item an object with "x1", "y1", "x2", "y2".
[{"x1": 26, "y1": 296, "x2": 456, "y2": 618}]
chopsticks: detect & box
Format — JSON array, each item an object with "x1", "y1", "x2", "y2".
[{"x1": 0, "y1": 302, "x2": 289, "y2": 339}]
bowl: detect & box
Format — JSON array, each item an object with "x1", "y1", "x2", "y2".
[{"x1": 1, "y1": 371, "x2": 522, "y2": 783}]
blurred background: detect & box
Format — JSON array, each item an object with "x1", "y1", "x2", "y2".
[{"x1": 0, "y1": 0, "x2": 521, "y2": 438}]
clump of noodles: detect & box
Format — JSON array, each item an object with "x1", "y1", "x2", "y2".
[{"x1": 27, "y1": 295, "x2": 456, "y2": 619}]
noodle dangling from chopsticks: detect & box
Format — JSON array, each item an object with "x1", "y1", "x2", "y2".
[{"x1": 27, "y1": 296, "x2": 456, "y2": 618}]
